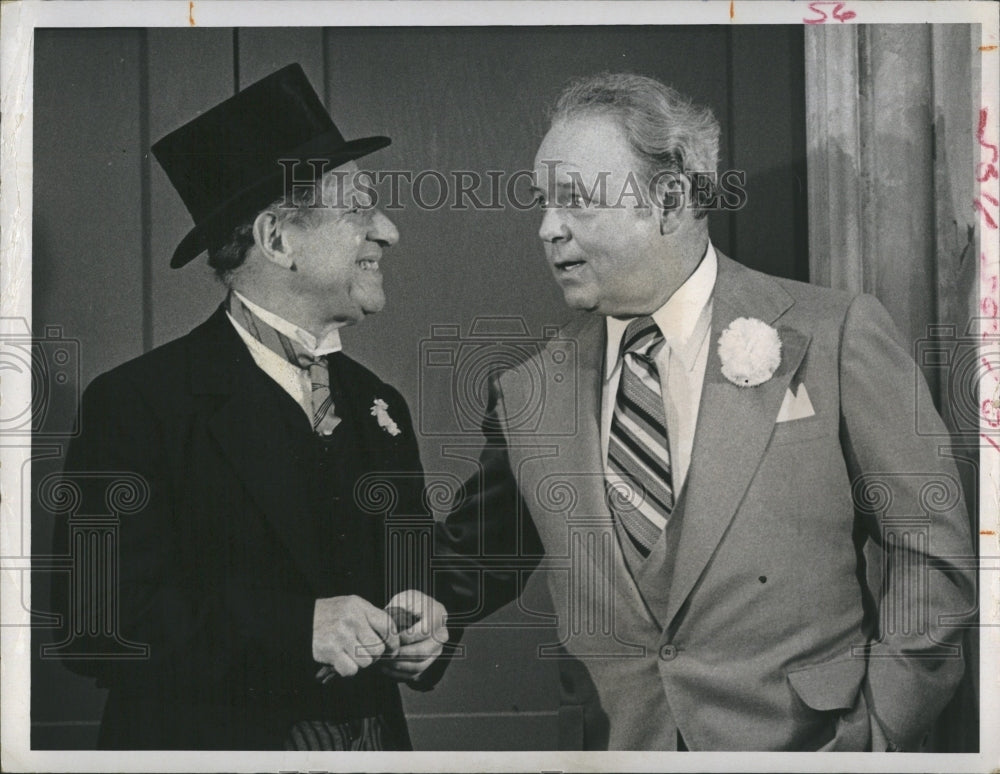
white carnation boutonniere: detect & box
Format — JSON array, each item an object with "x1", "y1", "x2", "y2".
[
  {"x1": 717, "y1": 317, "x2": 782, "y2": 387},
  {"x1": 370, "y1": 398, "x2": 402, "y2": 437}
]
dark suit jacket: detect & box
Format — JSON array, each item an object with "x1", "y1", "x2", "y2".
[
  {"x1": 435, "y1": 254, "x2": 975, "y2": 750},
  {"x1": 51, "y1": 306, "x2": 429, "y2": 749}
]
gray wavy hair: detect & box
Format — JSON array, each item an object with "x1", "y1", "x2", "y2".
[
  {"x1": 208, "y1": 175, "x2": 330, "y2": 284},
  {"x1": 550, "y1": 72, "x2": 720, "y2": 217}
]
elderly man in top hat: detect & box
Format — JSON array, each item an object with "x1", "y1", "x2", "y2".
[{"x1": 51, "y1": 64, "x2": 447, "y2": 750}]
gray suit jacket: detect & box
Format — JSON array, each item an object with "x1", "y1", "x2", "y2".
[{"x1": 435, "y1": 254, "x2": 974, "y2": 750}]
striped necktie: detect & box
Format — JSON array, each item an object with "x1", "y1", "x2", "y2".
[
  {"x1": 228, "y1": 294, "x2": 341, "y2": 436},
  {"x1": 606, "y1": 316, "x2": 673, "y2": 557}
]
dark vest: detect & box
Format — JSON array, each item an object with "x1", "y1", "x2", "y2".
[{"x1": 261, "y1": 356, "x2": 402, "y2": 727}]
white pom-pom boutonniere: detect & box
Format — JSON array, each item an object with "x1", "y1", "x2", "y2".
[
  {"x1": 370, "y1": 398, "x2": 402, "y2": 437},
  {"x1": 717, "y1": 317, "x2": 782, "y2": 387}
]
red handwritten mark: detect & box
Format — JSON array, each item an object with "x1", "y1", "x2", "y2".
[
  {"x1": 188, "y1": 1, "x2": 196, "y2": 26},
  {"x1": 982, "y1": 399, "x2": 1000, "y2": 429},
  {"x1": 983, "y1": 347, "x2": 1000, "y2": 428},
  {"x1": 976, "y1": 108, "x2": 999, "y2": 182},
  {"x1": 803, "y1": 1, "x2": 856, "y2": 24},
  {"x1": 981, "y1": 253, "x2": 1000, "y2": 342},
  {"x1": 983, "y1": 433, "x2": 1000, "y2": 455},
  {"x1": 974, "y1": 193, "x2": 999, "y2": 230},
  {"x1": 976, "y1": 108, "x2": 999, "y2": 228},
  {"x1": 730, "y1": 0, "x2": 734, "y2": 19}
]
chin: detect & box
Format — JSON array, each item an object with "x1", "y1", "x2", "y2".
[
  {"x1": 561, "y1": 288, "x2": 600, "y2": 313},
  {"x1": 353, "y1": 288, "x2": 386, "y2": 315}
]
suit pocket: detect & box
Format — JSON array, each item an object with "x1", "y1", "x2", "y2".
[
  {"x1": 768, "y1": 415, "x2": 828, "y2": 446},
  {"x1": 787, "y1": 655, "x2": 867, "y2": 711}
]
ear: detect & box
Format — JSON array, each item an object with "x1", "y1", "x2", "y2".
[
  {"x1": 653, "y1": 172, "x2": 690, "y2": 236},
  {"x1": 252, "y1": 210, "x2": 296, "y2": 270}
]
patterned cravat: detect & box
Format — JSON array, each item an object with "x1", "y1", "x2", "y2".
[
  {"x1": 606, "y1": 316, "x2": 674, "y2": 557},
  {"x1": 228, "y1": 294, "x2": 341, "y2": 436}
]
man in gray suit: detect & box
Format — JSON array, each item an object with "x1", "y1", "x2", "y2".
[{"x1": 433, "y1": 72, "x2": 974, "y2": 751}]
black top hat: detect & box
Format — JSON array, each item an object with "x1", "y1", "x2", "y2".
[{"x1": 152, "y1": 63, "x2": 390, "y2": 268}]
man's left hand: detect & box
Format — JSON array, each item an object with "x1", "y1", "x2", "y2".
[
  {"x1": 379, "y1": 589, "x2": 449, "y2": 683},
  {"x1": 315, "y1": 590, "x2": 449, "y2": 684}
]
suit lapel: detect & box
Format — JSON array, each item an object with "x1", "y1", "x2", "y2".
[
  {"x1": 329, "y1": 352, "x2": 414, "y2": 479},
  {"x1": 505, "y1": 315, "x2": 660, "y2": 627},
  {"x1": 661, "y1": 255, "x2": 811, "y2": 630},
  {"x1": 191, "y1": 306, "x2": 331, "y2": 593}
]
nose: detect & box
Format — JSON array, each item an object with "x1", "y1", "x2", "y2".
[
  {"x1": 538, "y1": 206, "x2": 569, "y2": 244},
  {"x1": 368, "y1": 208, "x2": 399, "y2": 247}
]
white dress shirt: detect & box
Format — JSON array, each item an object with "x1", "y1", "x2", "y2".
[
  {"x1": 226, "y1": 290, "x2": 344, "y2": 422},
  {"x1": 602, "y1": 244, "x2": 717, "y2": 495}
]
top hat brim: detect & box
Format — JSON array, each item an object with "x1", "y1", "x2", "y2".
[{"x1": 170, "y1": 132, "x2": 390, "y2": 268}]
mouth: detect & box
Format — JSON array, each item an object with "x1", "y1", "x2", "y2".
[
  {"x1": 553, "y1": 259, "x2": 586, "y2": 275},
  {"x1": 357, "y1": 255, "x2": 381, "y2": 272}
]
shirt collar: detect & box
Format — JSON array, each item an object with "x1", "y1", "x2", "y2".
[
  {"x1": 605, "y1": 242, "x2": 718, "y2": 380},
  {"x1": 232, "y1": 290, "x2": 343, "y2": 357}
]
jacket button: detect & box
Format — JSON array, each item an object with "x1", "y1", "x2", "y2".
[{"x1": 659, "y1": 644, "x2": 678, "y2": 661}]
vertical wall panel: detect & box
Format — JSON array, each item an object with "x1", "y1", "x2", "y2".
[
  {"x1": 806, "y1": 25, "x2": 941, "y2": 342},
  {"x1": 731, "y1": 26, "x2": 808, "y2": 280},
  {"x1": 805, "y1": 25, "x2": 867, "y2": 292},
  {"x1": 929, "y1": 25, "x2": 979, "y2": 753},
  {"x1": 807, "y1": 25, "x2": 976, "y2": 385},
  {"x1": 237, "y1": 27, "x2": 324, "y2": 89},
  {"x1": 932, "y1": 24, "x2": 979, "y2": 392},
  {"x1": 805, "y1": 26, "x2": 978, "y2": 752},
  {"x1": 32, "y1": 29, "x2": 145, "y2": 386},
  {"x1": 147, "y1": 29, "x2": 235, "y2": 347},
  {"x1": 868, "y1": 26, "x2": 937, "y2": 343},
  {"x1": 31, "y1": 28, "x2": 145, "y2": 748}
]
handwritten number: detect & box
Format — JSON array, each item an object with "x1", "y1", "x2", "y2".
[
  {"x1": 804, "y1": 2, "x2": 856, "y2": 24},
  {"x1": 976, "y1": 109, "x2": 999, "y2": 228},
  {"x1": 975, "y1": 192, "x2": 999, "y2": 230},
  {"x1": 832, "y1": 3, "x2": 856, "y2": 21},
  {"x1": 976, "y1": 107, "x2": 999, "y2": 183}
]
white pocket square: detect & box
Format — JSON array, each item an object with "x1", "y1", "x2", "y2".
[{"x1": 775, "y1": 383, "x2": 816, "y2": 423}]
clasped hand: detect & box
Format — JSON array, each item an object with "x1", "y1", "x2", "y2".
[{"x1": 312, "y1": 590, "x2": 448, "y2": 684}]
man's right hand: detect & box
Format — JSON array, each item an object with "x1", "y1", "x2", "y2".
[{"x1": 312, "y1": 595, "x2": 400, "y2": 679}]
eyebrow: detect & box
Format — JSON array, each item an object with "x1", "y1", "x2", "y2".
[
  {"x1": 527, "y1": 181, "x2": 578, "y2": 194},
  {"x1": 325, "y1": 181, "x2": 372, "y2": 208}
]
